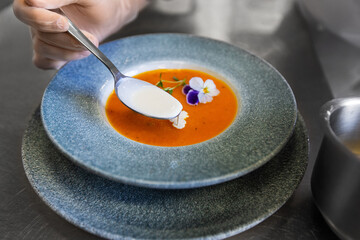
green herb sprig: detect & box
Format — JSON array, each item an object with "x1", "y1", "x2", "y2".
[{"x1": 156, "y1": 73, "x2": 186, "y2": 95}]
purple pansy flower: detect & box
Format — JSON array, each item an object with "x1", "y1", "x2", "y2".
[
  {"x1": 182, "y1": 84, "x2": 192, "y2": 95},
  {"x1": 183, "y1": 84, "x2": 199, "y2": 105},
  {"x1": 186, "y1": 89, "x2": 200, "y2": 105},
  {"x1": 182, "y1": 77, "x2": 220, "y2": 105},
  {"x1": 190, "y1": 77, "x2": 220, "y2": 103}
]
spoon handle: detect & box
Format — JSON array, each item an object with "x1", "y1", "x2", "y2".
[{"x1": 60, "y1": 9, "x2": 125, "y2": 81}]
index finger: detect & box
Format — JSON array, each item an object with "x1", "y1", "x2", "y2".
[{"x1": 13, "y1": 0, "x2": 69, "y2": 32}]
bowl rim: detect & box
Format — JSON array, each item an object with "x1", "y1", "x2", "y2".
[{"x1": 41, "y1": 33, "x2": 298, "y2": 189}]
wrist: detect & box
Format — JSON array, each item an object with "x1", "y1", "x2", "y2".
[
  {"x1": 92, "y1": 0, "x2": 149, "y2": 42},
  {"x1": 109, "y1": 0, "x2": 148, "y2": 35}
]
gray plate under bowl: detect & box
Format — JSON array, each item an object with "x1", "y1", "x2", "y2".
[{"x1": 22, "y1": 110, "x2": 308, "y2": 239}]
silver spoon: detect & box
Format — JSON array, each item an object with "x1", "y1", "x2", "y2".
[{"x1": 61, "y1": 10, "x2": 183, "y2": 119}]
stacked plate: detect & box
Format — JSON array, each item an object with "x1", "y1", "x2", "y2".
[{"x1": 22, "y1": 34, "x2": 308, "y2": 239}]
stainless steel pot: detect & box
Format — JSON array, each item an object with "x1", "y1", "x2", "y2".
[{"x1": 312, "y1": 98, "x2": 360, "y2": 240}]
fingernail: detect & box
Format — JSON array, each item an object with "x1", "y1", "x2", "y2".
[
  {"x1": 25, "y1": 0, "x2": 47, "y2": 8},
  {"x1": 25, "y1": 0, "x2": 37, "y2": 7}
]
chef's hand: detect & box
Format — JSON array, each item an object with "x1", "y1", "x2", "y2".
[{"x1": 13, "y1": 0, "x2": 148, "y2": 69}]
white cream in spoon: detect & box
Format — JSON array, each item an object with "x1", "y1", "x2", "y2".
[{"x1": 115, "y1": 77, "x2": 183, "y2": 119}]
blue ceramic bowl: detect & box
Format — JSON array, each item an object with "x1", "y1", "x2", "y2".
[{"x1": 41, "y1": 34, "x2": 297, "y2": 189}]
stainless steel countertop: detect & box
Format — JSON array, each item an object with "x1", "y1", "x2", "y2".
[{"x1": 0, "y1": 0, "x2": 339, "y2": 239}]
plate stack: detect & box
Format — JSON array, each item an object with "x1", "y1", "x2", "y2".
[{"x1": 22, "y1": 34, "x2": 308, "y2": 239}]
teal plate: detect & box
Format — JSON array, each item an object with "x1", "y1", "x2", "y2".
[
  {"x1": 23, "y1": 110, "x2": 308, "y2": 239},
  {"x1": 41, "y1": 34, "x2": 297, "y2": 189}
]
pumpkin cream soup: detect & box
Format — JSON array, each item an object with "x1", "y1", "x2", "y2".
[{"x1": 105, "y1": 69, "x2": 238, "y2": 147}]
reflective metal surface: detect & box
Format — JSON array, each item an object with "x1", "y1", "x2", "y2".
[
  {"x1": 313, "y1": 98, "x2": 360, "y2": 240},
  {"x1": 299, "y1": 0, "x2": 360, "y2": 99},
  {"x1": 0, "y1": 0, "x2": 339, "y2": 239}
]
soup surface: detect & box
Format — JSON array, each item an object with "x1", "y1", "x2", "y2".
[{"x1": 105, "y1": 69, "x2": 238, "y2": 147}]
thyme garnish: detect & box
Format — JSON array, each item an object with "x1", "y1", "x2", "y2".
[{"x1": 156, "y1": 73, "x2": 186, "y2": 95}]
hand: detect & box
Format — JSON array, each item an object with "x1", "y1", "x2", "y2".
[{"x1": 13, "y1": 0, "x2": 148, "y2": 69}]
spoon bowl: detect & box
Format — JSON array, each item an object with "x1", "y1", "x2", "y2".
[{"x1": 62, "y1": 11, "x2": 182, "y2": 119}]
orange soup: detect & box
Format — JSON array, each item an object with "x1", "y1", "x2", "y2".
[{"x1": 105, "y1": 69, "x2": 238, "y2": 147}]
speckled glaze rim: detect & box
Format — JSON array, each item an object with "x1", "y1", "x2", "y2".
[
  {"x1": 41, "y1": 33, "x2": 297, "y2": 189},
  {"x1": 22, "y1": 110, "x2": 308, "y2": 240}
]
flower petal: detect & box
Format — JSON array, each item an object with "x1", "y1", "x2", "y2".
[
  {"x1": 198, "y1": 92, "x2": 213, "y2": 103},
  {"x1": 179, "y1": 110, "x2": 189, "y2": 120},
  {"x1": 204, "y1": 80, "x2": 220, "y2": 96},
  {"x1": 203, "y1": 79, "x2": 216, "y2": 89},
  {"x1": 182, "y1": 85, "x2": 192, "y2": 95},
  {"x1": 169, "y1": 110, "x2": 189, "y2": 129},
  {"x1": 209, "y1": 88, "x2": 220, "y2": 97},
  {"x1": 186, "y1": 90, "x2": 199, "y2": 105},
  {"x1": 189, "y1": 77, "x2": 204, "y2": 91}
]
